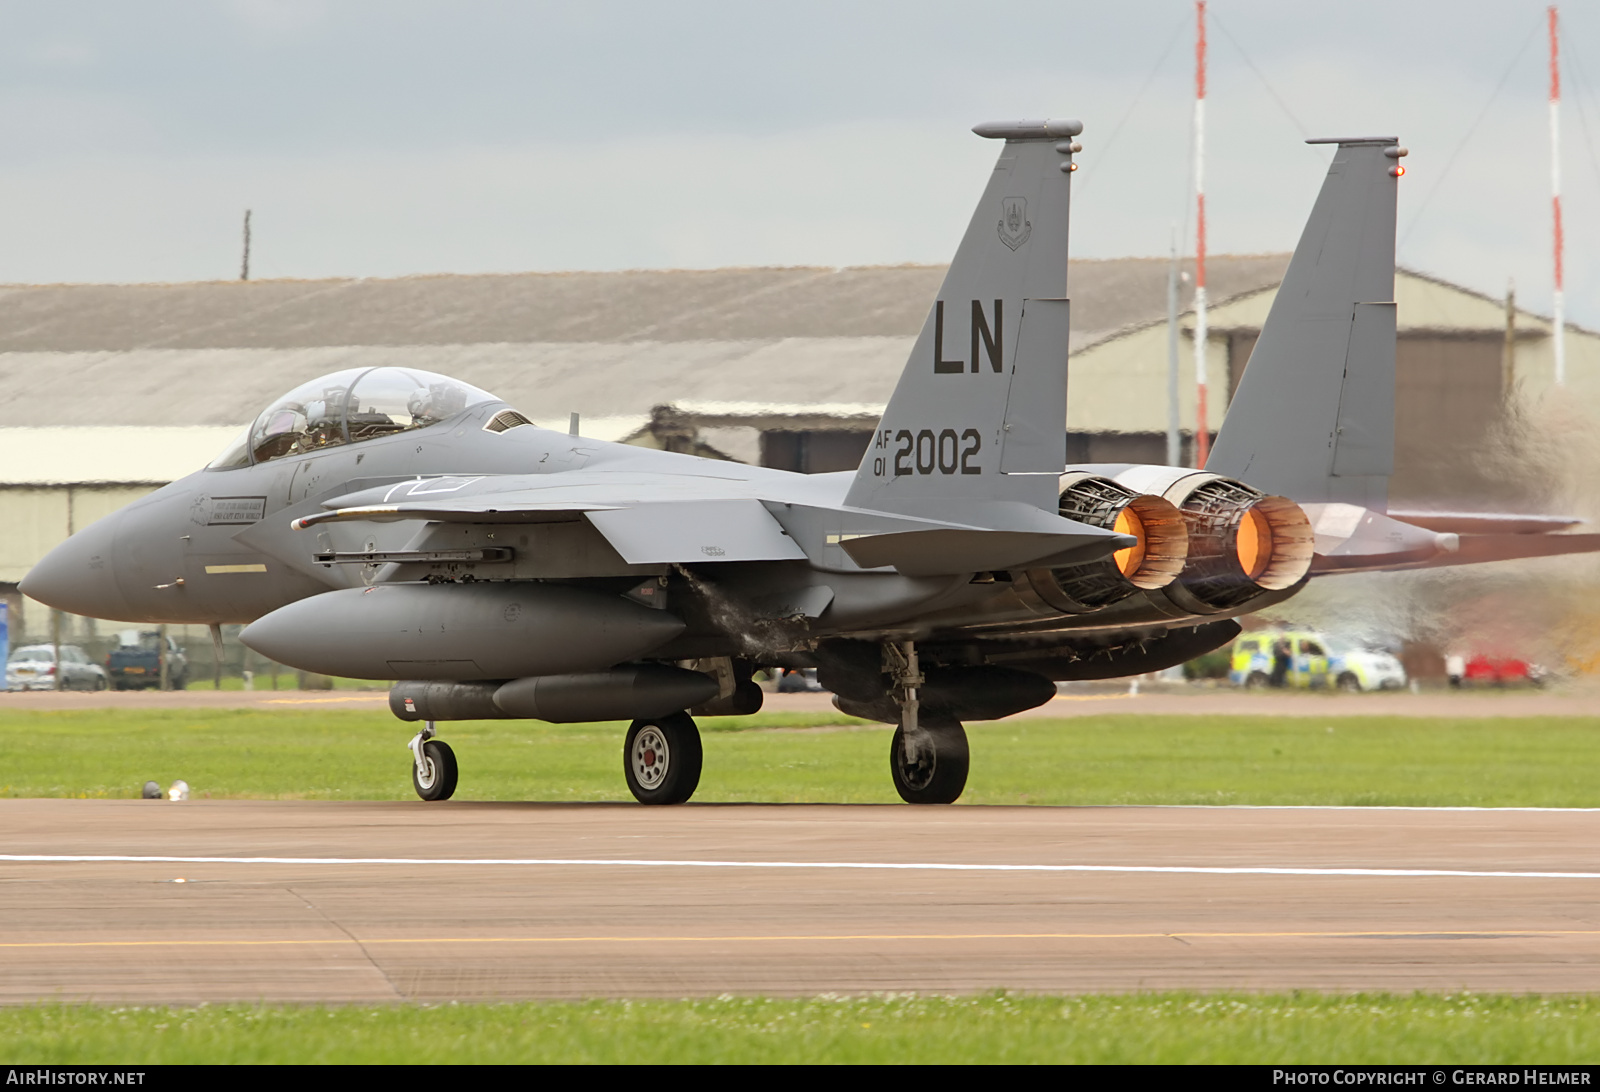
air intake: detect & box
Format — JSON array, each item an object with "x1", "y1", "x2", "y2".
[{"x1": 483, "y1": 410, "x2": 532, "y2": 433}]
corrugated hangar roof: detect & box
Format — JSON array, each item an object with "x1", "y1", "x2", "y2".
[
  {"x1": 0, "y1": 257, "x2": 1288, "y2": 351},
  {"x1": 0, "y1": 256, "x2": 1289, "y2": 430}
]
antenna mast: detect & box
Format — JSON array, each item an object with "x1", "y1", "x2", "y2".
[
  {"x1": 241, "y1": 209, "x2": 252, "y2": 282},
  {"x1": 1549, "y1": 6, "x2": 1565, "y2": 386},
  {"x1": 1167, "y1": 227, "x2": 1181, "y2": 466},
  {"x1": 1192, "y1": 0, "x2": 1210, "y2": 466}
]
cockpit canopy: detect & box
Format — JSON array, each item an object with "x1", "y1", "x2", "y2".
[{"x1": 210, "y1": 367, "x2": 499, "y2": 469}]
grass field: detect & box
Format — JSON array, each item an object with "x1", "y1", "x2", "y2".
[
  {"x1": 6, "y1": 710, "x2": 1599, "y2": 1063},
  {"x1": 3, "y1": 993, "x2": 1598, "y2": 1063},
  {"x1": 2, "y1": 707, "x2": 1600, "y2": 806}
]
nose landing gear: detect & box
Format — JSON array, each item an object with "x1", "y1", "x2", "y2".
[{"x1": 408, "y1": 722, "x2": 458, "y2": 801}]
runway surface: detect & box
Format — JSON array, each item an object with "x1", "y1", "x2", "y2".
[{"x1": 3, "y1": 799, "x2": 1599, "y2": 1002}]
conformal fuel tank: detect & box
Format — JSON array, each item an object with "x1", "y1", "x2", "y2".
[{"x1": 240, "y1": 582, "x2": 686, "y2": 680}]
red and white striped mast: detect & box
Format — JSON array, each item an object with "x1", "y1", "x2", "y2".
[
  {"x1": 1192, "y1": 0, "x2": 1211, "y2": 465},
  {"x1": 1549, "y1": 5, "x2": 1566, "y2": 386}
]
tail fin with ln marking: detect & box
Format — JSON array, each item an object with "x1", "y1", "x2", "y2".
[{"x1": 845, "y1": 119, "x2": 1082, "y2": 517}]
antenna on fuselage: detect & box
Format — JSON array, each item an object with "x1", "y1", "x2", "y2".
[{"x1": 568, "y1": 412, "x2": 580, "y2": 437}]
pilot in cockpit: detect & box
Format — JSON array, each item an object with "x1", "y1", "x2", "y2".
[
  {"x1": 252, "y1": 402, "x2": 308, "y2": 461},
  {"x1": 250, "y1": 386, "x2": 349, "y2": 461},
  {"x1": 303, "y1": 388, "x2": 349, "y2": 447},
  {"x1": 408, "y1": 382, "x2": 469, "y2": 427},
  {"x1": 226, "y1": 367, "x2": 500, "y2": 470}
]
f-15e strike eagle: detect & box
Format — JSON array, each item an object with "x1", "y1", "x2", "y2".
[{"x1": 24, "y1": 120, "x2": 1600, "y2": 805}]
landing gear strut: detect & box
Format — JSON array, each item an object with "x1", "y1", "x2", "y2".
[
  {"x1": 885, "y1": 640, "x2": 968, "y2": 804},
  {"x1": 408, "y1": 721, "x2": 458, "y2": 801},
  {"x1": 624, "y1": 711, "x2": 702, "y2": 805}
]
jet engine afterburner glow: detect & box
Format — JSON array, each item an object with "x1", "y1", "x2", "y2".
[
  {"x1": 1016, "y1": 475, "x2": 1189, "y2": 614},
  {"x1": 1164, "y1": 478, "x2": 1314, "y2": 610}
]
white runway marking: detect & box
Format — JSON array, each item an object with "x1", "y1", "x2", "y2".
[
  {"x1": 3, "y1": 854, "x2": 1599, "y2": 880},
  {"x1": 1155, "y1": 804, "x2": 1600, "y2": 812}
]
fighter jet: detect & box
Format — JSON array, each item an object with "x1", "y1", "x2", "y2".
[{"x1": 23, "y1": 120, "x2": 1600, "y2": 806}]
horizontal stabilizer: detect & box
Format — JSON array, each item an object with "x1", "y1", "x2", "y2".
[
  {"x1": 1306, "y1": 502, "x2": 1600, "y2": 575},
  {"x1": 1369, "y1": 532, "x2": 1600, "y2": 574},
  {"x1": 1385, "y1": 510, "x2": 1584, "y2": 536},
  {"x1": 839, "y1": 500, "x2": 1131, "y2": 576},
  {"x1": 841, "y1": 527, "x2": 1124, "y2": 576},
  {"x1": 1304, "y1": 503, "x2": 1456, "y2": 573}
]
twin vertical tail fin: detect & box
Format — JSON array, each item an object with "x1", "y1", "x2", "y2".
[
  {"x1": 1206, "y1": 137, "x2": 1405, "y2": 511},
  {"x1": 845, "y1": 119, "x2": 1082, "y2": 516},
  {"x1": 1207, "y1": 137, "x2": 1600, "y2": 575}
]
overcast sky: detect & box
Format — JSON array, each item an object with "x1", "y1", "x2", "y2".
[{"x1": 0, "y1": 1, "x2": 1595, "y2": 326}]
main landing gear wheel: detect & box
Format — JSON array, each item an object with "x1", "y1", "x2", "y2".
[
  {"x1": 411, "y1": 739, "x2": 458, "y2": 801},
  {"x1": 890, "y1": 720, "x2": 969, "y2": 805},
  {"x1": 624, "y1": 712, "x2": 702, "y2": 805}
]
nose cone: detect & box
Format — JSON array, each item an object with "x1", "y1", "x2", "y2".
[{"x1": 20, "y1": 514, "x2": 134, "y2": 620}]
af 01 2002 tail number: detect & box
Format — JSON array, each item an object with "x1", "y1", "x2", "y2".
[{"x1": 871, "y1": 428, "x2": 982, "y2": 477}]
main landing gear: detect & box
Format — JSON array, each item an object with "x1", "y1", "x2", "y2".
[
  {"x1": 398, "y1": 646, "x2": 965, "y2": 805},
  {"x1": 884, "y1": 640, "x2": 969, "y2": 804},
  {"x1": 624, "y1": 712, "x2": 703, "y2": 805},
  {"x1": 403, "y1": 709, "x2": 706, "y2": 805},
  {"x1": 408, "y1": 722, "x2": 459, "y2": 801}
]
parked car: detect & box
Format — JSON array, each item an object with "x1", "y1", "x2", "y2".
[
  {"x1": 106, "y1": 630, "x2": 189, "y2": 690},
  {"x1": 1231, "y1": 630, "x2": 1406, "y2": 692},
  {"x1": 6, "y1": 644, "x2": 109, "y2": 691},
  {"x1": 1447, "y1": 653, "x2": 1546, "y2": 688}
]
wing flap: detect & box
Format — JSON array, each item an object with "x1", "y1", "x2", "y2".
[{"x1": 585, "y1": 500, "x2": 808, "y2": 564}]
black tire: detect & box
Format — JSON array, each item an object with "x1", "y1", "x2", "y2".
[
  {"x1": 1336, "y1": 673, "x2": 1362, "y2": 693},
  {"x1": 624, "y1": 713, "x2": 702, "y2": 805},
  {"x1": 1246, "y1": 672, "x2": 1270, "y2": 690},
  {"x1": 890, "y1": 720, "x2": 969, "y2": 805},
  {"x1": 412, "y1": 739, "x2": 458, "y2": 801},
  {"x1": 93, "y1": 675, "x2": 108, "y2": 692}
]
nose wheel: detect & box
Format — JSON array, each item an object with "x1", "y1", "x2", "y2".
[
  {"x1": 409, "y1": 723, "x2": 458, "y2": 801},
  {"x1": 624, "y1": 712, "x2": 702, "y2": 805}
]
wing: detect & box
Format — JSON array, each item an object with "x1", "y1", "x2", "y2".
[{"x1": 282, "y1": 471, "x2": 1130, "y2": 575}]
